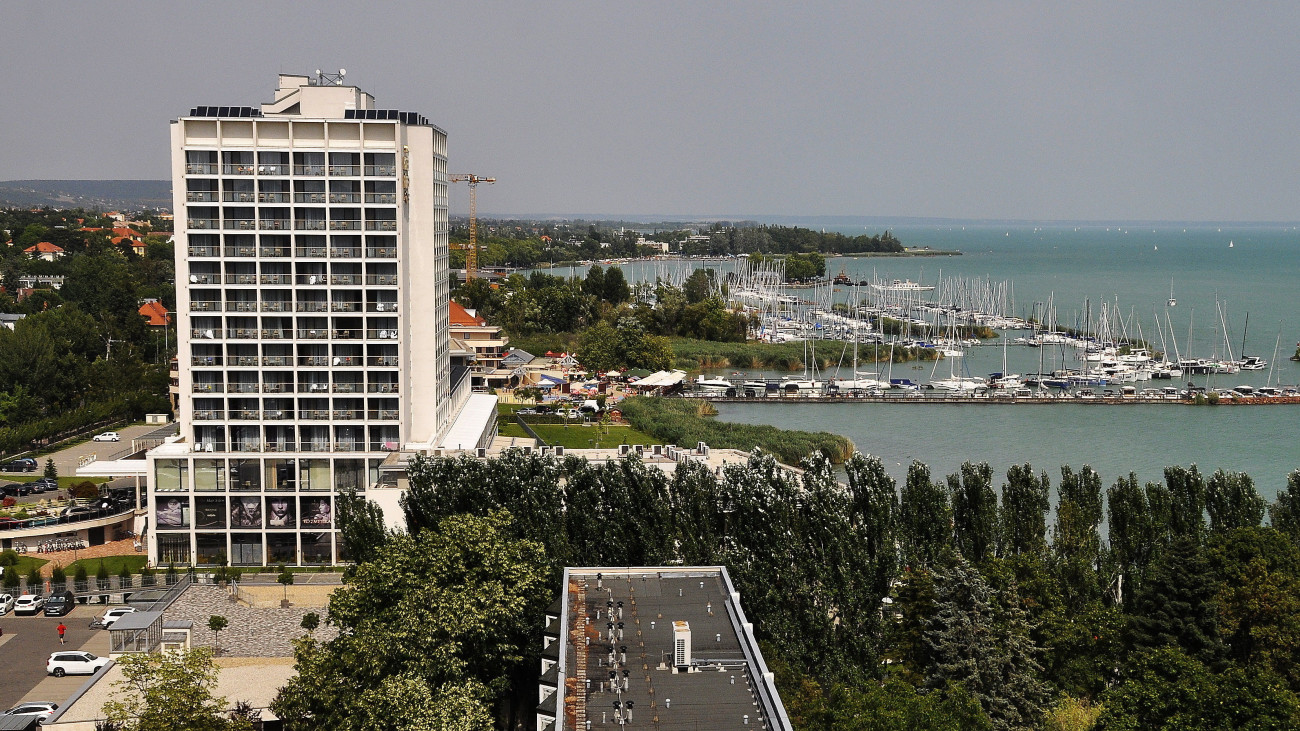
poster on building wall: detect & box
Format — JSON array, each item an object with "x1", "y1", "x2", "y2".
[
  {"x1": 195, "y1": 497, "x2": 226, "y2": 528},
  {"x1": 300, "y1": 497, "x2": 332, "y2": 527},
  {"x1": 155, "y1": 496, "x2": 190, "y2": 528},
  {"x1": 266, "y1": 495, "x2": 296, "y2": 528},
  {"x1": 230, "y1": 497, "x2": 262, "y2": 528}
]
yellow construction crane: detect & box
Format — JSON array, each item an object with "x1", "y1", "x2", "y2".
[{"x1": 449, "y1": 173, "x2": 496, "y2": 281}]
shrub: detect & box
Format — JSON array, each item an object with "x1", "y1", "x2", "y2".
[
  {"x1": 69, "y1": 482, "x2": 99, "y2": 501},
  {"x1": 51, "y1": 566, "x2": 66, "y2": 583},
  {"x1": 118, "y1": 563, "x2": 133, "y2": 580},
  {"x1": 2, "y1": 570, "x2": 18, "y2": 589},
  {"x1": 96, "y1": 561, "x2": 110, "y2": 581},
  {"x1": 1, "y1": 496, "x2": 14, "y2": 508},
  {"x1": 0, "y1": 549, "x2": 18, "y2": 567},
  {"x1": 74, "y1": 564, "x2": 88, "y2": 582},
  {"x1": 25, "y1": 565, "x2": 40, "y2": 586}
]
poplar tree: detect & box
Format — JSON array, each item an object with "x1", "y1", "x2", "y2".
[
  {"x1": 949, "y1": 462, "x2": 998, "y2": 565},
  {"x1": 1205, "y1": 469, "x2": 1265, "y2": 533},
  {"x1": 899, "y1": 461, "x2": 951, "y2": 568},
  {"x1": 999, "y1": 464, "x2": 1049, "y2": 558}
]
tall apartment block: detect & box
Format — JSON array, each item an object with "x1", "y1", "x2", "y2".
[{"x1": 142, "y1": 74, "x2": 488, "y2": 567}]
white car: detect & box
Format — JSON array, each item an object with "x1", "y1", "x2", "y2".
[
  {"x1": 92, "y1": 431, "x2": 121, "y2": 442},
  {"x1": 0, "y1": 594, "x2": 13, "y2": 614},
  {"x1": 47, "y1": 651, "x2": 109, "y2": 677},
  {"x1": 3, "y1": 701, "x2": 58, "y2": 721},
  {"x1": 13, "y1": 594, "x2": 45, "y2": 615},
  {"x1": 99, "y1": 606, "x2": 137, "y2": 628}
]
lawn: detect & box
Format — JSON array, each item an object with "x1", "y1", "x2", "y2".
[
  {"x1": 62, "y1": 554, "x2": 148, "y2": 576},
  {"x1": 527, "y1": 423, "x2": 660, "y2": 450},
  {"x1": 3, "y1": 554, "x2": 49, "y2": 577}
]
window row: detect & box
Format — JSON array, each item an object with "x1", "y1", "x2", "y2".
[
  {"x1": 190, "y1": 425, "x2": 400, "y2": 453},
  {"x1": 188, "y1": 316, "x2": 401, "y2": 343},
  {"x1": 189, "y1": 344, "x2": 397, "y2": 368},
  {"x1": 156, "y1": 495, "x2": 333, "y2": 530},
  {"x1": 184, "y1": 150, "x2": 396, "y2": 178},
  {"x1": 185, "y1": 233, "x2": 403, "y2": 258},
  {"x1": 185, "y1": 178, "x2": 396, "y2": 204},
  {"x1": 154, "y1": 457, "x2": 382, "y2": 492},
  {"x1": 191, "y1": 397, "x2": 399, "y2": 422},
  {"x1": 157, "y1": 531, "x2": 337, "y2": 567}
]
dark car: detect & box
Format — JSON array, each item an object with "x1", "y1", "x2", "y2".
[
  {"x1": 31, "y1": 477, "x2": 58, "y2": 493},
  {"x1": 44, "y1": 590, "x2": 75, "y2": 617},
  {"x1": 2, "y1": 483, "x2": 32, "y2": 497},
  {"x1": 1, "y1": 459, "x2": 36, "y2": 473}
]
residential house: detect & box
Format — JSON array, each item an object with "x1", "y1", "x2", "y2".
[
  {"x1": 24, "y1": 241, "x2": 65, "y2": 261},
  {"x1": 448, "y1": 301, "x2": 509, "y2": 390},
  {"x1": 138, "y1": 299, "x2": 171, "y2": 327}
]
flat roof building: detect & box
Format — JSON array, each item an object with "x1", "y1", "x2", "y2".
[
  {"x1": 540, "y1": 566, "x2": 792, "y2": 731},
  {"x1": 144, "y1": 73, "x2": 488, "y2": 567}
]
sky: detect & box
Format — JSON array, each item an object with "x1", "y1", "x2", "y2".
[{"x1": 4, "y1": 2, "x2": 1300, "y2": 221}]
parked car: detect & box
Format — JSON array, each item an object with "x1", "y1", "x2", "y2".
[
  {"x1": 44, "y1": 590, "x2": 75, "y2": 617},
  {"x1": 99, "y1": 606, "x2": 137, "y2": 628},
  {"x1": 46, "y1": 651, "x2": 109, "y2": 677},
  {"x1": 14, "y1": 594, "x2": 46, "y2": 615},
  {"x1": 92, "y1": 431, "x2": 121, "y2": 442},
  {"x1": 32, "y1": 477, "x2": 58, "y2": 492},
  {"x1": 2, "y1": 483, "x2": 32, "y2": 497},
  {"x1": 0, "y1": 458, "x2": 36, "y2": 472},
  {"x1": 2, "y1": 701, "x2": 58, "y2": 722},
  {"x1": 515, "y1": 408, "x2": 537, "y2": 415},
  {"x1": 62, "y1": 506, "x2": 94, "y2": 519},
  {"x1": 0, "y1": 593, "x2": 14, "y2": 614}
]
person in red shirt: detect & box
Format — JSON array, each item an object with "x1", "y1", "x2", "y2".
[{"x1": 57, "y1": 622, "x2": 66, "y2": 645}]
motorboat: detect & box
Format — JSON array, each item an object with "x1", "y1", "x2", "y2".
[{"x1": 695, "y1": 375, "x2": 734, "y2": 395}]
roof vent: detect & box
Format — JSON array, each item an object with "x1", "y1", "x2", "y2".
[{"x1": 673, "y1": 621, "x2": 691, "y2": 671}]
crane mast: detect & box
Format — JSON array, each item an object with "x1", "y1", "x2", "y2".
[{"x1": 449, "y1": 174, "x2": 496, "y2": 281}]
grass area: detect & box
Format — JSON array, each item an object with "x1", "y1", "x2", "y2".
[
  {"x1": 62, "y1": 555, "x2": 147, "y2": 576},
  {"x1": 3, "y1": 554, "x2": 50, "y2": 577},
  {"x1": 618, "y1": 396, "x2": 854, "y2": 465},
  {"x1": 499, "y1": 422, "x2": 531, "y2": 439},
  {"x1": 527, "y1": 423, "x2": 660, "y2": 450}
]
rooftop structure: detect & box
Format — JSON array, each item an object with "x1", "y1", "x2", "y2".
[{"x1": 539, "y1": 566, "x2": 792, "y2": 731}]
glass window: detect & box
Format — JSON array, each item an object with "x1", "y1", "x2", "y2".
[
  {"x1": 194, "y1": 459, "x2": 225, "y2": 492},
  {"x1": 195, "y1": 497, "x2": 226, "y2": 529},
  {"x1": 229, "y1": 459, "x2": 261, "y2": 491},
  {"x1": 154, "y1": 460, "x2": 188, "y2": 492},
  {"x1": 301, "y1": 532, "x2": 332, "y2": 564},
  {"x1": 264, "y1": 458, "x2": 296, "y2": 490},
  {"x1": 267, "y1": 534, "x2": 296, "y2": 565},
  {"x1": 230, "y1": 534, "x2": 262, "y2": 566},
  {"x1": 155, "y1": 496, "x2": 190, "y2": 529},
  {"x1": 230, "y1": 496, "x2": 262, "y2": 528},
  {"x1": 300, "y1": 497, "x2": 331, "y2": 528},
  {"x1": 334, "y1": 459, "x2": 365, "y2": 492},
  {"x1": 299, "y1": 459, "x2": 331, "y2": 491},
  {"x1": 195, "y1": 534, "x2": 226, "y2": 565},
  {"x1": 266, "y1": 496, "x2": 296, "y2": 528},
  {"x1": 158, "y1": 535, "x2": 191, "y2": 565}
]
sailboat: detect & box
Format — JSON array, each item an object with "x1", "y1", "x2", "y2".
[{"x1": 1167, "y1": 279, "x2": 1176, "y2": 307}]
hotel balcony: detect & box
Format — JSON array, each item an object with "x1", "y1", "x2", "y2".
[
  {"x1": 295, "y1": 220, "x2": 327, "y2": 231},
  {"x1": 187, "y1": 218, "x2": 219, "y2": 230},
  {"x1": 364, "y1": 193, "x2": 397, "y2": 204},
  {"x1": 364, "y1": 165, "x2": 397, "y2": 176},
  {"x1": 294, "y1": 246, "x2": 328, "y2": 258},
  {"x1": 365, "y1": 274, "x2": 398, "y2": 285},
  {"x1": 294, "y1": 165, "x2": 325, "y2": 176},
  {"x1": 296, "y1": 302, "x2": 329, "y2": 313},
  {"x1": 364, "y1": 220, "x2": 397, "y2": 231},
  {"x1": 329, "y1": 165, "x2": 360, "y2": 176},
  {"x1": 191, "y1": 356, "x2": 222, "y2": 367},
  {"x1": 328, "y1": 193, "x2": 361, "y2": 204},
  {"x1": 367, "y1": 409, "x2": 399, "y2": 420},
  {"x1": 260, "y1": 329, "x2": 291, "y2": 340},
  {"x1": 186, "y1": 163, "x2": 218, "y2": 175},
  {"x1": 365, "y1": 329, "x2": 400, "y2": 341},
  {"x1": 224, "y1": 219, "x2": 258, "y2": 231},
  {"x1": 223, "y1": 164, "x2": 256, "y2": 175},
  {"x1": 186, "y1": 191, "x2": 219, "y2": 202},
  {"x1": 260, "y1": 274, "x2": 291, "y2": 285},
  {"x1": 329, "y1": 247, "x2": 361, "y2": 258},
  {"x1": 262, "y1": 356, "x2": 291, "y2": 367},
  {"x1": 189, "y1": 301, "x2": 221, "y2": 312},
  {"x1": 258, "y1": 220, "x2": 291, "y2": 232},
  {"x1": 365, "y1": 247, "x2": 397, "y2": 258},
  {"x1": 193, "y1": 410, "x2": 225, "y2": 421},
  {"x1": 223, "y1": 192, "x2": 257, "y2": 203},
  {"x1": 328, "y1": 220, "x2": 361, "y2": 231},
  {"x1": 187, "y1": 245, "x2": 219, "y2": 257}
]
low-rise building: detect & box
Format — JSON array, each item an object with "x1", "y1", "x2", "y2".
[
  {"x1": 449, "y1": 301, "x2": 509, "y2": 390},
  {"x1": 23, "y1": 241, "x2": 65, "y2": 261}
]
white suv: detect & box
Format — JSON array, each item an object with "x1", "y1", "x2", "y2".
[
  {"x1": 47, "y1": 652, "x2": 109, "y2": 677},
  {"x1": 99, "y1": 607, "x2": 137, "y2": 628},
  {"x1": 13, "y1": 594, "x2": 45, "y2": 615},
  {"x1": 92, "y1": 431, "x2": 121, "y2": 442}
]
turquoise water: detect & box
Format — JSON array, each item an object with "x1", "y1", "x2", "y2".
[{"x1": 698, "y1": 224, "x2": 1300, "y2": 497}]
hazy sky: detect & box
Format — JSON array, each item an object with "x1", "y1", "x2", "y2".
[{"x1": 4, "y1": 2, "x2": 1300, "y2": 221}]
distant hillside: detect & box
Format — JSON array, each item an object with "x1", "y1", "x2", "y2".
[{"x1": 0, "y1": 180, "x2": 171, "y2": 212}]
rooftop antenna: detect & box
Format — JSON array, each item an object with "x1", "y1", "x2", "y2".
[{"x1": 316, "y1": 68, "x2": 347, "y2": 86}]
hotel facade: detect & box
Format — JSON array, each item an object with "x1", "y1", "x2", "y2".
[{"x1": 141, "y1": 74, "x2": 489, "y2": 567}]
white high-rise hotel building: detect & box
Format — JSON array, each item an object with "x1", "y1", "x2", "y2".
[{"x1": 143, "y1": 74, "x2": 490, "y2": 567}]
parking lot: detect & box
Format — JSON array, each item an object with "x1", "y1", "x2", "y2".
[{"x1": 0, "y1": 603, "x2": 113, "y2": 711}]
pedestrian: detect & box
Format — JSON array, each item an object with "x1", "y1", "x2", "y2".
[{"x1": 57, "y1": 622, "x2": 66, "y2": 645}]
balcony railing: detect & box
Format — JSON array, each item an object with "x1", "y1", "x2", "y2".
[
  {"x1": 364, "y1": 193, "x2": 397, "y2": 204},
  {"x1": 333, "y1": 410, "x2": 361, "y2": 420},
  {"x1": 193, "y1": 410, "x2": 225, "y2": 420},
  {"x1": 235, "y1": 442, "x2": 263, "y2": 452},
  {"x1": 262, "y1": 356, "x2": 291, "y2": 366},
  {"x1": 188, "y1": 273, "x2": 217, "y2": 284},
  {"x1": 263, "y1": 410, "x2": 291, "y2": 420},
  {"x1": 328, "y1": 220, "x2": 361, "y2": 231},
  {"x1": 332, "y1": 383, "x2": 361, "y2": 393},
  {"x1": 328, "y1": 193, "x2": 361, "y2": 204},
  {"x1": 300, "y1": 383, "x2": 330, "y2": 394},
  {"x1": 187, "y1": 218, "x2": 219, "y2": 229},
  {"x1": 262, "y1": 383, "x2": 290, "y2": 393},
  {"x1": 262, "y1": 443, "x2": 296, "y2": 453},
  {"x1": 294, "y1": 193, "x2": 328, "y2": 204},
  {"x1": 260, "y1": 247, "x2": 290, "y2": 257},
  {"x1": 186, "y1": 191, "x2": 218, "y2": 202},
  {"x1": 260, "y1": 329, "x2": 290, "y2": 340},
  {"x1": 226, "y1": 274, "x2": 258, "y2": 284},
  {"x1": 189, "y1": 301, "x2": 220, "y2": 312},
  {"x1": 300, "y1": 442, "x2": 332, "y2": 452},
  {"x1": 294, "y1": 247, "x2": 327, "y2": 258},
  {"x1": 295, "y1": 220, "x2": 327, "y2": 231},
  {"x1": 368, "y1": 383, "x2": 399, "y2": 394},
  {"x1": 300, "y1": 410, "x2": 331, "y2": 420},
  {"x1": 232, "y1": 409, "x2": 261, "y2": 420},
  {"x1": 191, "y1": 356, "x2": 222, "y2": 366},
  {"x1": 371, "y1": 356, "x2": 399, "y2": 367},
  {"x1": 334, "y1": 442, "x2": 362, "y2": 452},
  {"x1": 300, "y1": 356, "x2": 330, "y2": 366},
  {"x1": 365, "y1": 220, "x2": 398, "y2": 231},
  {"x1": 226, "y1": 328, "x2": 258, "y2": 339},
  {"x1": 329, "y1": 165, "x2": 360, "y2": 176},
  {"x1": 223, "y1": 164, "x2": 256, "y2": 175},
  {"x1": 223, "y1": 192, "x2": 257, "y2": 203},
  {"x1": 296, "y1": 302, "x2": 328, "y2": 313},
  {"x1": 331, "y1": 302, "x2": 360, "y2": 313},
  {"x1": 233, "y1": 356, "x2": 260, "y2": 367},
  {"x1": 368, "y1": 409, "x2": 400, "y2": 420},
  {"x1": 370, "y1": 441, "x2": 401, "y2": 452},
  {"x1": 369, "y1": 302, "x2": 398, "y2": 313},
  {"x1": 365, "y1": 247, "x2": 397, "y2": 258},
  {"x1": 365, "y1": 274, "x2": 398, "y2": 285},
  {"x1": 257, "y1": 164, "x2": 288, "y2": 175},
  {"x1": 192, "y1": 384, "x2": 224, "y2": 393},
  {"x1": 186, "y1": 163, "x2": 218, "y2": 175},
  {"x1": 228, "y1": 384, "x2": 261, "y2": 394},
  {"x1": 329, "y1": 247, "x2": 360, "y2": 258},
  {"x1": 259, "y1": 220, "x2": 291, "y2": 231},
  {"x1": 223, "y1": 219, "x2": 258, "y2": 230},
  {"x1": 330, "y1": 275, "x2": 362, "y2": 285},
  {"x1": 296, "y1": 275, "x2": 328, "y2": 285},
  {"x1": 226, "y1": 302, "x2": 258, "y2": 313},
  {"x1": 298, "y1": 329, "x2": 330, "y2": 339},
  {"x1": 294, "y1": 165, "x2": 325, "y2": 176},
  {"x1": 331, "y1": 329, "x2": 361, "y2": 339},
  {"x1": 257, "y1": 192, "x2": 290, "y2": 203},
  {"x1": 364, "y1": 165, "x2": 397, "y2": 176},
  {"x1": 187, "y1": 245, "x2": 219, "y2": 257},
  {"x1": 260, "y1": 302, "x2": 287, "y2": 312},
  {"x1": 191, "y1": 329, "x2": 221, "y2": 340},
  {"x1": 224, "y1": 246, "x2": 258, "y2": 257},
  {"x1": 260, "y1": 274, "x2": 291, "y2": 285},
  {"x1": 331, "y1": 356, "x2": 361, "y2": 366},
  {"x1": 366, "y1": 329, "x2": 400, "y2": 340}
]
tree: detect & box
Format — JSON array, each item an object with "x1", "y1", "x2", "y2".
[
  {"x1": 1164, "y1": 465, "x2": 1207, "y2": 541},
  {"x1": 602, "y1": 265, "x2": 630, "y2": 304},
  {"x1": 208, "y1": 615, "x2": 228, "y2": 656},
  {"x1": 1053, "y1": 466, "x2": 1104, "y2": 611},
  {"x1": 999, "y1": 464, "x2": 1050, "y2": 558},
  {"x1": 898, "y1": 461, "x2": 951, "y2": 568},
  {"x1": 1207, "y1": 527, "x2": 1300, "y2": 686},
  {"x1": 1205, "y1": 469, "x2": 1265, "y2": 533},
  {"x1": 271, "y1": 511, "x2": 548, "y2": 731},
  {"x1": 922, "y1": 556, "x2": 1051, "y2": 730},
  {"x1": 949, "y1": 462, "x2": 998, "y2": 565},
  {"x1": 335, "y1": 488, "x2": 389, "y2": 564},
  {"x1": 300, "y1": 611, "x2": 320, "y2": 635},
  {"x1": 44, "y1": 457, "x2": 57, "y2": 481},
  {"x1": 102, "y1": 646, "x2": 249, "y2": 731},
  {"x1": 276, "y1": 565, "x2": 294, "y2": 603},
  {"x1": 1270, "y1": 471, "x2": 1300, "y2": 546},
  {"x1": 1125, "y1": 535, "x2": 1224, "y2": 665}
]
